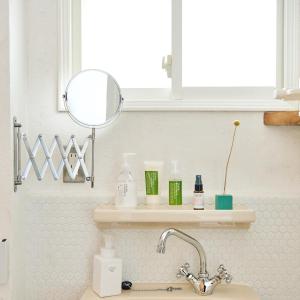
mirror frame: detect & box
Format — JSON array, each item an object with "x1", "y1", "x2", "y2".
[{"x1": 63, "y1": 69, "x2": 123, "y2": 129}]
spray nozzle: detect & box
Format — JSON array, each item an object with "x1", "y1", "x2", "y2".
[
  {"x1": 195, "y1": 175, "x2": 203, "y2": 192},
  {"x1": 123, "y1": 153, "x2": 136, "y2": 165},
  {"x1": 101, "y1": 234, "x2": 116, "y2": 258},
  {"x1": 195, "y1": 175, "x2": 202, "y2": 185}
]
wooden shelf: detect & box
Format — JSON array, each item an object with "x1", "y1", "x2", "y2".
[
  {"x1": 264, "y1": 111, "x2": 300, "y2": 126},
  {"x1": 81, "y1": 283, "x2": 260, "y2": 300},
  {"x1": 93, "y1": 205, "x2": 255, "y2": 228}
]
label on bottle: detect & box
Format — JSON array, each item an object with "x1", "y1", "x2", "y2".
[
  {"x1": 169, "y1": 180, "x2": 182, "y2": 205},
  {"x1": 193, "y1": 192, "x2": 204, "y2": 209},
  {"x1": 116, "y1": 182, "x2": 137, "y2": 208},
  {"x1": 145, "y1": 171, "x2": 159, "y2": 195},
  {"x1": 117, "y1": 182, "x2": 128, "y2": 198}
]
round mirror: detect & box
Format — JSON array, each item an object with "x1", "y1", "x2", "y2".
[
  {"x1": 64, "y1": 69, "x2": 123, "y2": 128},
  {"x1": 63, "y1": 69, "x2": 123, "y2": 188}
]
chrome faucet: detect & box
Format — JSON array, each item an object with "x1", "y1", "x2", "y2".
[{"x1": 157, "y1": 228, "x2": 232, "y2": 296}]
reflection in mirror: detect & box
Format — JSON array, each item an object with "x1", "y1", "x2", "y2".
[
  {"x1": 64, "y1": 69, "x2": 122, "y2": 128},
  {"x1": 63, "y1": 69, "x2": 123, "y2": 188}
]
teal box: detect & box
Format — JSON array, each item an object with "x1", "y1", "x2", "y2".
[{"x1": 215, "y1": 194, "x2": 233, "y2": 210}]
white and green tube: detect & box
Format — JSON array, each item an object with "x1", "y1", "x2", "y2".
[{"x1": 144, "y1": 161, "x2": 164, "y2": 205}]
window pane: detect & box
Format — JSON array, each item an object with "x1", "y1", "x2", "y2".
[
  {"x1": 81, "y1": 0, "x2": 171, "y2": 88},
  {"x1": 182, "y1": 0, "x2": 277, "y2": 87}
]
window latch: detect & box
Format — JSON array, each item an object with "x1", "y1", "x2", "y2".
[{"x1": 162, "y1": 55, "x2": 172, "y2": 78}]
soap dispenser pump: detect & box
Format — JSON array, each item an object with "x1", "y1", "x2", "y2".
[
  {"x1": 115, "y1": 153, "x2": 137, "y2": 208},
  {"x1": 92, "y1": 235, "x2": 122, "y2": 298}
]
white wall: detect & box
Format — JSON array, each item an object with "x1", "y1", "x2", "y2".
[
  {"x1": 0, "y1": 1, "x2": 12, "y2": 298},
  {"x1": 0, "y1": 0, "x2": 27, "y2": 297},
  {"x1": 9, "y1": 0, "x2": 28, "y2": 124},
  {"x1": 11, "y1": 1, "x2": 300, "y2": 300},
  {"x1": 9, "y1": 0, "x2": 28, "y2": 298}
]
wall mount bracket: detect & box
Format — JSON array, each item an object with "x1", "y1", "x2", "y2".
[{"x1": 13, "y1": 117, "x2": 22, "y2": 192}]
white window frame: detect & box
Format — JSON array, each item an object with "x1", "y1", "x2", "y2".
[
  {"x1": 58, "y1": 0, "x2": 80, "y2": 111},
  {"x1": 58, "y1": 0, "x2": 300, "y2": 111},
  {"x1": 283, "y1": 0, "x2": 300, "y2": 88}
]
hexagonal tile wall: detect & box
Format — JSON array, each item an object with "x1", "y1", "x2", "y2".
[{"x1": 14, "y1": 196, "x2": 300, "y2": 300}]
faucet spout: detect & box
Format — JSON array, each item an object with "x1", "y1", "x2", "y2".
[
  {"x1": 156, "y1": 228, "x2": 208, "y2": 277},
  {"x1": 157, "y1": 228, "x2": 232, "y2": 296}
]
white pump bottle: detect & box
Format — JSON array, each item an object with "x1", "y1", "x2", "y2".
[
  {"x1": 92, "y1": 235, "x2": 122, "y2": 297},
  {"x1": 115, "y1": 153, "x2": 138, "y2": 208}
]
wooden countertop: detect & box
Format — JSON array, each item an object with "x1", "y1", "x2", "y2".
[{"x1": 81, "y1": 283, "x2": 260, "y2": 300}]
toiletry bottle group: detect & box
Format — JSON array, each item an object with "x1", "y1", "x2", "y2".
[{"x1": 115, "y1": 154, "x2": 206, "y2": 208}]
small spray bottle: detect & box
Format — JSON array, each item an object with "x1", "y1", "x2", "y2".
[{"x1": 193, "y1": 175, "x2": 204, "y2": 210}]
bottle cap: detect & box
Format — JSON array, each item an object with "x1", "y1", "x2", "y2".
[
  {"x1": 170, "y1": 160, "x2": 179, "y2": 175},
  {"x1": 194, "y1": 175, "x2": 203, "y2": 192},
  {"x1": 100, "y1": 234, "x2": 116, "y2": 258}
]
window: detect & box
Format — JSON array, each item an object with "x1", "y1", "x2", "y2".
[
  {"x1": 81, "y1": 0, "x2": 171, "y2": 89},
  {"x1": 58, "y1": 0, "x2": 300, "y2": 110},
  {"x1": 182, "y1": 0, "x2": 277, "y2": 87}
]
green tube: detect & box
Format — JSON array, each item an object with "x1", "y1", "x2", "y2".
[{"x1": 144, "y1": 161, "x2": 163, "y2": 205}]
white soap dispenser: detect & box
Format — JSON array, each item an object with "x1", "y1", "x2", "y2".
[
  {"x1": 115, "y1": 153, "x2": 138, "y2": 208},
  {"x1": 93, "y1": 235, "x2": 122, "y2": 298}
]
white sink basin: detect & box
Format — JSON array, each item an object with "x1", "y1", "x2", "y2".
[{"x1": 81, "y1": 283, "x2": 260, "y2": 300}]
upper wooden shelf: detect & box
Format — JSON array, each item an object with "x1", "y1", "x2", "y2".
[
  {"x1": 93, "y1": 205, "x2": 255, "y2": 228},
  {"x1": 264, "y1": 111, "x2": 300, "y2": 126}
]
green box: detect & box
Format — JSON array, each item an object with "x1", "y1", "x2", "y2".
[{"x1": 215, "y1": 194, "x2": 233, "y2": 210}]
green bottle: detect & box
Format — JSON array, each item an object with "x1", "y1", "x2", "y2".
[{"x1": 169, "y1": 160, "x2": 182, "y2": 205}]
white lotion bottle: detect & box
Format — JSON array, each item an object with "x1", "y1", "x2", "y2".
[
  {"x1": 115, "y1": 153, "x2": 137, "y2": 208},
  {"x1": 93, "y1": 235, "x2": 122, "y2": 298}
]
